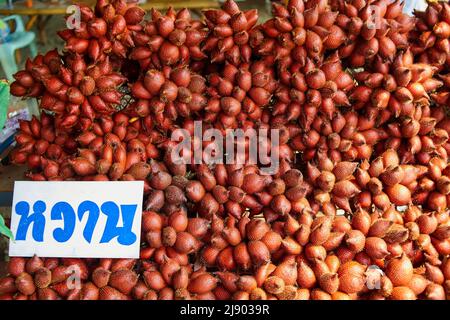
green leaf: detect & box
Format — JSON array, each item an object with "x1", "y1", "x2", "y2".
[
  {"x1": 0, "y1": 80, "x2": 10, "y2": 130},
  {"x1": 0, "y1": 214, "x2": 14, "y2": 241}
]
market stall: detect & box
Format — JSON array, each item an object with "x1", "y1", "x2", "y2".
[{"x1": 0, "y1": 0, "x2": 449, "y2": 301}]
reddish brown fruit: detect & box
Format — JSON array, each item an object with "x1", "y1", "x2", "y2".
[
  {"x1": 15, "y1": 273, "x2": 35, "y2": 295},
  {"x1": 99, "y1": 286, "x2": 128, "y2": 300},
  {"x1": 108, "y1": 269, "x2": 138, "y2": 295},
  {"x1": 34, "y1": 268, "x2": 52, "y2": 288}
]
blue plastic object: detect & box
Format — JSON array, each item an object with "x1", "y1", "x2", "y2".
[
  {"x1": 403, "y1": 0, "x2": 427, "y2": 15},
  {"x1": 0, "y1": 79, "x2": 11, "y2": 153},
  {"x1": 0, "y1": 19, "x2": 11, "y2": 43},
  {"x1": 0, "y1": 15, "x2": 37, "y2": 81}
]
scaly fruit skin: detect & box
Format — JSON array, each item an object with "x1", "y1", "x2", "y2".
[
  {"x1": 50, "y1": 266, "x2": 71, "y2": 284},
  {"x1": 37, "y1": 288, "x2": 59, "y2": 300},
  {"x1": 8, "y1": 258, "x2": 26, "y2": 277},
  {"x1": 385, "y1": 255, "x2": 414, "y2": 287},
  {"x1": 34, "y1": 267, "x2": 52, "y2": 288},
  {"x1": 51, "y1": 281, "x2": 71, "y2": 298},
  {"x1": 80, "y1": 282, "x2": 100, "y2": 300},
  {"x1": 108, "y1": 269, "x2": 138, "y2": 295},
  {"x1": 0, "y1": 277, "x2": 17, "y2": 295},
  {"x1": 15, "y1": 273, "x2": 36, "y2": 296},
  {"x1": 99, "y1": 286, "x2": 128, "y2": 300},
  {"x1": 110, "y1": 259, "x2": 136, "y2": 272},
  {"x1": 25, "y1": 256, "x2": 44, "y2": 275},
  {"x1": 92, "y1": 268, "x2": 111, "y2": 288}
]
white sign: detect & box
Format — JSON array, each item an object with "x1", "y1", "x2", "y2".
[{"x1": 9, "y1": 181, "x2": 144, "y2": 258}]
